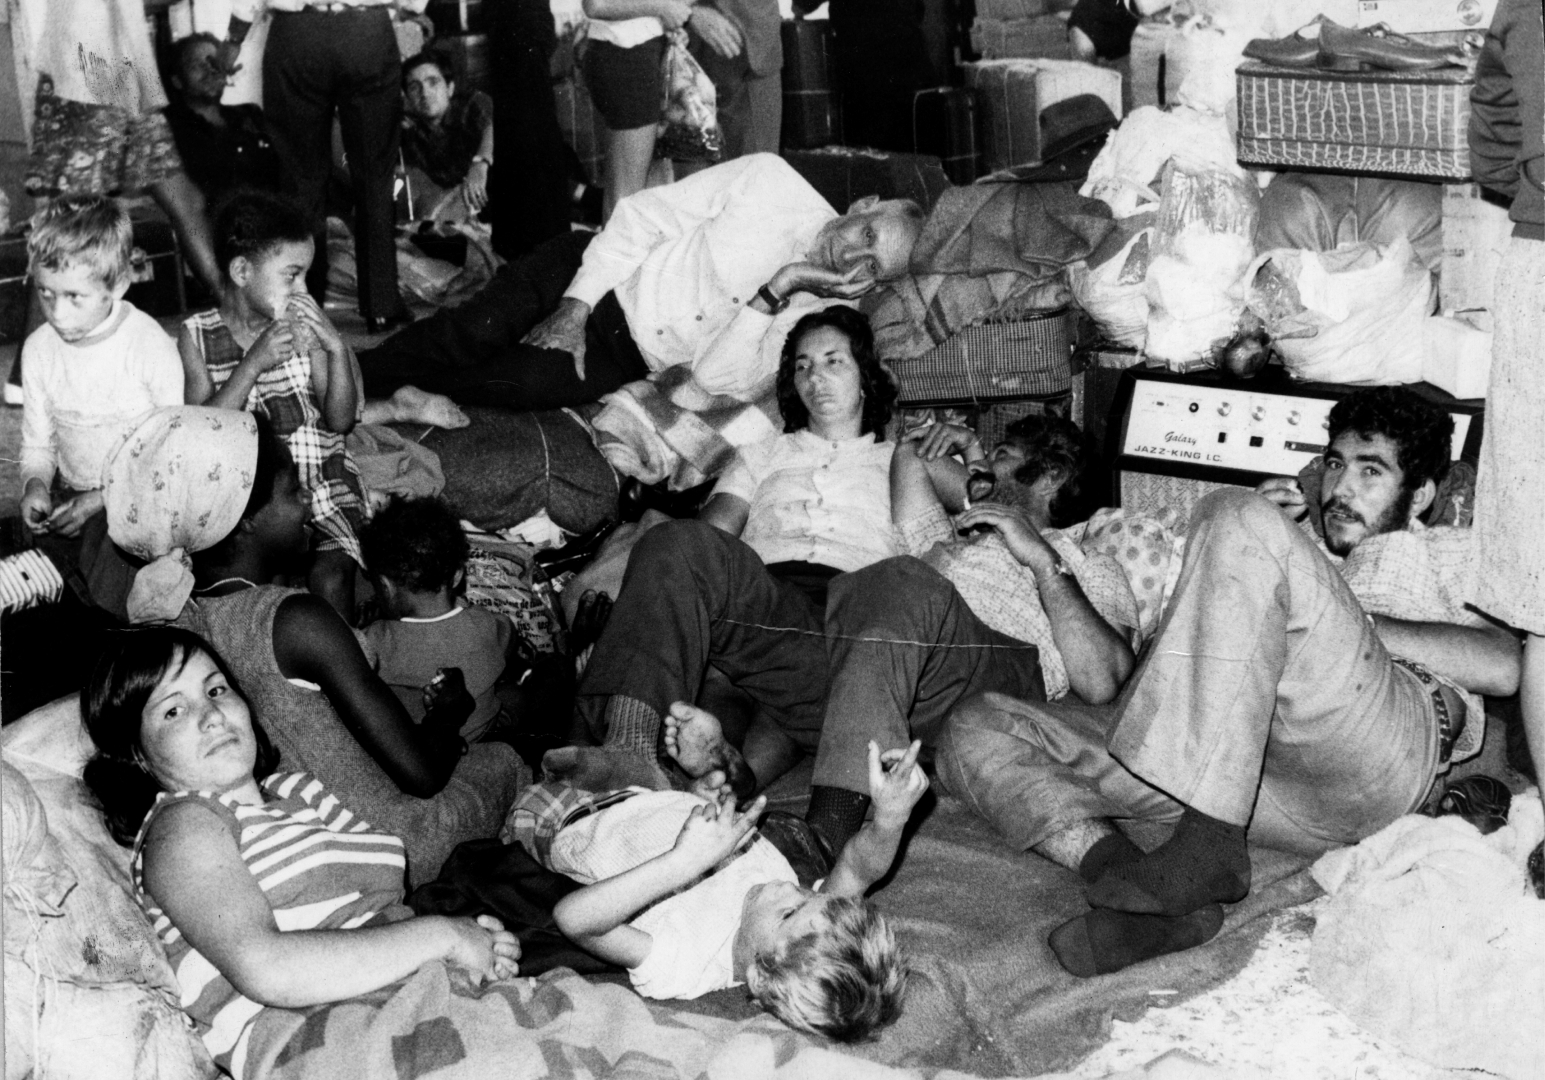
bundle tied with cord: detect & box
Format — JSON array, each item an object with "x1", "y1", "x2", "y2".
[{"x1": 104, "y1": 407, "x2": 259, "y2": 625}]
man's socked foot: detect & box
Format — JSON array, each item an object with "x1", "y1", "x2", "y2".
[
  {"x1": 1086, "y1": 806, "x2": 1250, "y2": 917},
  {"x1": 1050, "y1": 904, "x2": 1226, "y2": 977},
  {"x1": 541, "y1": 745, "x2": 671, "y2": 792}
]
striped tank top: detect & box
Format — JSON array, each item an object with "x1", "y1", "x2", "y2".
[{"x1": 131, "y1": 772, "x2": 408, "y2": 1077}]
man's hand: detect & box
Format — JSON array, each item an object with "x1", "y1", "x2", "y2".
[
  {"x1": 653, "y1": 0, "x2": 695, "y2": 30},
  {"x1": 905, "y1": 421, "x2": 982, "y2": 462},
  {"x1": 953, "y1": 502, "x2": 1058, "y2": 574},
  {"x1": 671, "y1": 793, "x2": 765, "y2": 871},
  {"x1": 688, "y1": 5, "x2": 744, "y2": 58},
  {"x1": 521, "y1": 298, "x2": 591, "y2": 382},
  {"x1": 769, "y1": 262, "x2": 875, "y2": 302},
  {"x1": 867, "y1": 740, "x2": 929, "y2": 830},
  {"x1": 46, "y1": 489, "x2": 105, "y2": 539},
  {"x1": 215, "y1": 39, "x2": 243, "y2": 80},
  {"x1": 462, "y1": 160, "x2": 490, "y2": 213},
  {"x1": 1256, "y1": 476, "x2": 1308, "y2": 521},
  {"x1": 20, "y1": 480, "x2": 52, "y2": 535}
]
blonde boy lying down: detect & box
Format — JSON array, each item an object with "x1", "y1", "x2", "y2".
[{"x1": 508, "y1": 705, "x2": 926, "y2": 1042}]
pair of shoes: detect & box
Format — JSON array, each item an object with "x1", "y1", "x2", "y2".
[
  {"x1": 1245, "y1": 19, "x2": 1470, "y2": 72},
  {"x1": 757, "y1": 810, "x2": 834, "y2": 888},
  {"x1": 1433, "y1": 773, "x2": 1513, "y2": 835},
  {"x1": 364, "y1": 311, "x2": 415, "y2": 335}
]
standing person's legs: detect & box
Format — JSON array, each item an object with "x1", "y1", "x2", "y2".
[
  {"x1": 583, "y1": 37, "x2": 666, "y2": 221},
  {"x1": 264, "y1": 12, "x2": 341, "y2": 305},
  {"x1": 739, "y1": 72, "x2": 782, "y2": 155},
  {"x1": 487, "y1": 0, "x2": 573, "y2": 260},
  {"x1": 333, "y1": 6, "x2": 408, "y2": 324},
  {"x1": 601, "y1": 126, "x2": 658, "y2": 222}
]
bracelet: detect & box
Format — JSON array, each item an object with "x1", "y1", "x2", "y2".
[{"x1": 756, "y1": 283, "x2": 790, "y2": 314}]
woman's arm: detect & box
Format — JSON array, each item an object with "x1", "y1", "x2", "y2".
[
  {"x1": 290, "y1": 295, "x2": 360, "y2": 435},
  {"x1": 272, "y1": 594, "x2": 467, "y2": 796},
  {"x1": 184, "y1": 320, "x2": 295, "y2": 410},
  {"x1": 142, "y1": 800, "x2": 512, "y2": 1007},
  {"x1": 697, "y1": 493, "x2": 750, "y2": 537}
]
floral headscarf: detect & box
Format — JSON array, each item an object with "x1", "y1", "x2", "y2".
[{"x1": 103, "y1": 407, "x2": 259, "y2": 624}]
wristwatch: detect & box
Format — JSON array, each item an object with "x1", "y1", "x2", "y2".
[{"x1": 756, "y1": 283, "x2": 790, "y2": 314}]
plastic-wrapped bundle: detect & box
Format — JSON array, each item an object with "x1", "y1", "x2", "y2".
[{"x1": 655, "y1": 31, "x2": 722, "y2": 163}]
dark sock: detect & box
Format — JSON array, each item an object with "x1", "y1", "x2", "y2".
[
  {"x1": 805, "y1": 786, "x2": 871, "y2": 856},
  {"x1": 1086, "y1": 806, "x2": 1250, "y2": 917},
  {"x1": 601, "y1": 695, "x2": 662, "y2": 760},
  {"x1": 1049, "y1": 904, "x2": 1226, "y2": 977},
  {"x1": 1078, "y1": 832, "x2": 1144, "y2": 884}
]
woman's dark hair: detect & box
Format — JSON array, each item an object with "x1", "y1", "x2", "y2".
[
  {"x1": 1001, "y1": 412, "x2": 1091, "y2": 529},
  {"x1": 359, "y1": 496, "x2": 469, "y2": 593},
  {"x1": 775, "y1": 306, "x2": 896, "y2": 441},
  {"x1": 212, "y1": 189, "x2": 314, "y2": 282},
  {"x1": 195, "y1": 414, "x2": 291, "y2": 570},
  {"x1": 82, "y1": 628, "x2": 280, "y2": 846}
]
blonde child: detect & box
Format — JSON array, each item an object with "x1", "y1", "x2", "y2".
[
  {"x1": 515, "y1": 706, "x2": 920, "y2": 1041},
  {"x1": 180, "y1": 189, "x2": 368, "y2": 617},
  {"x1": 18, "y1": 195, "x2": 184, "y2": 616}
]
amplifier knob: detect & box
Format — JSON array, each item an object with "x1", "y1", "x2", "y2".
[
  {"x1": 1217, "y1": 402, "x2": 1232, "y2": 417},
  {"x1": 1288, "y1": 410, "x2": 1301, "y2": 425},
  {"x1": 1251, "y1": 405, "x2": 1266, "y2": 421}
]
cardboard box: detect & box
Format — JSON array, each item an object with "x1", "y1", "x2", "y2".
[
  {"x1": 1441, "y1": 183, "x2": 1514, "y2": 312},
  {"x1": 1357, "y1": 0, "x2": 1498, "y2": 33},
  {"x1": 964, "y1": 59, "x2": 1123, "y2": 171}
]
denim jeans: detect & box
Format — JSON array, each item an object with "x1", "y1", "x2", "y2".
[{"x1": 938, "y1": 489, "x2": 1439, "y2": 856}]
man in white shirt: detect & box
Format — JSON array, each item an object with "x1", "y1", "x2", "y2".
[{"x1": 358, "y1": 153, "x2": 924, "y2": 409}]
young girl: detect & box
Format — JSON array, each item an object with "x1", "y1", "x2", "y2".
[{"x1": 180, "y1": 189, "x2": 367, "y2": 617}]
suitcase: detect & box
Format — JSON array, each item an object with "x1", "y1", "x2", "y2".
[
  {"x1": 912, "y1": 87, "x2": 980, "y2": 185},
  {"x1": 970, "y1": 15, "x2": 1073, "y2": 60},
  {"x1": 781, "y1": 147, "x2": 951, "y2": 214},
  {"x1": 890, "y1": 308, "x2": 1077, "y2": 405},
  {"x1": 781, "y1": 18, "x2": 841, "y2": 150},
  {"x1": 1440, "y1": 184, "x2": 1514, "y2": 314},
  {"x1": 965, "y1": 59, "x2": 1123, "y2": 171}
]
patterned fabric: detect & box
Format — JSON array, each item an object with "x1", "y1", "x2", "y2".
[
  {"x1": 713, "y1": 430, "x2": 899, "y2": 573},
  {"x1": 897, "y1": 503, "x2": 1139, "y2": 698},
  {"x1": 25, "y1": 77, "x2": 182, "y2": 197},
  {"x1": 183, "y1": 309, "x2": 367, "y2": 566},
  {"x1": 103, "y1": 407, "x2": 260, "y2": 625},
  {"x1": 501, "y1": 783, "x2": 644, "y2": 865},
  {"x1": 1471, "y1": 237, "x2": 1545, "y2": 633},
  {"x1": 542, "y1": 789, "x2": 798, "y2": 1000},
  {"x1": 131, "y1": 772, "x2": 408, "y2": 1077},
  {"x1": 591, "y1": 363, "x2": 781, "y2": 489},
  {"x1": 1071, "y1": 505, "x2": 1188, "y2": 642}
]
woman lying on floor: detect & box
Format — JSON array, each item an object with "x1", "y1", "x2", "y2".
[
  {"x1": 103, "y1": 406, "x2": 520, "y2": 886},
  {"x1": 82, "y1": 626, "x2": 525, "y2": 1080}
]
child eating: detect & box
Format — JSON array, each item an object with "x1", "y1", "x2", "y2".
[
  {"x1": 512, "y1": 704, "x2": 921, "y2": 1041},
  {"x1": 359, "y1": 496, "x2": 513, "y2": 744},
  {"x1": 18, "y1": 195, "x2": 184, "y2": 617}
]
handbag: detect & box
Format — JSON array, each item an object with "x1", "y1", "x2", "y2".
[{"x1": 654, "y1": 30, "x2": 723, "y2": 162}]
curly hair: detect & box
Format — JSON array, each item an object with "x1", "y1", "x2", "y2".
[
  {"x1": 1000, "y1": 412, "x2": 1092, "y2": 528},
  {"x1": 82, "y1": 628, "x2": 281, "y2": 846},
  {"x1": 212, "y1": 188, "x2": 314, "y2": 282},
  {"x1": 1326, "y1": 386, "x2": 1453, "y2": 493},
  {"x1": 359, "y1": 496, "x2": 470, "y2": 594},
  {"x1": 747, "y1": 896, "x2": 908, "y2": 1043},
  {"x1": 403, "y1": 49, "x2": 456, "y2": 88},
  {"x1": 775, "y1": 306, "x2": 896, "y2": 441},
  {"x1": 28, "y1": 194, "x2": 134, "y2": 289}
]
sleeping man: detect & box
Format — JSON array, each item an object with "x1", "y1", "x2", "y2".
[
  {"x1": 357, "y1": 152, "x2": 923, "y2": 411},
  {"x1": 936, "y1": 386, "x2": 1521, "y2": 978}
]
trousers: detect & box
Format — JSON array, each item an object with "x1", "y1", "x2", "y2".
[
  {"x1": 357, "y1": 232, "x2": 649, "y2": 408},
  {"x1": 576, "y1": 520, "x2": 1045, "y2": 793},
  {"x1": 938, "y1": 489, "x2": 1439, "y2": 857}
]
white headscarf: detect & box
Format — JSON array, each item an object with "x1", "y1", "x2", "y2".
[{"x1": 103, "y1": 407, "x2": 260, "y2": 624}]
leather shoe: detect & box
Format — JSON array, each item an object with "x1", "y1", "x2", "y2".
[
  {"x1": 1244, "y1": 31, "x2": 1321, "y2": 67},
  {"x1": 1317, "y1": 20, "x2": 1470, "y2": 71},
  {"x1": 757, "y1": 811, "x2": 834, "y2": 888}
]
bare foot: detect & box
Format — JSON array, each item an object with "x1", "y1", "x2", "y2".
[
  {"x1": 664, "y1": 702, "x2": 732, "y2": 778},
  {"x1": 390, "y1": 385, "x2": 471, "y2": 429},
  {"x1": 689, "y1": 768, "x2": 732, "y2": 801}
]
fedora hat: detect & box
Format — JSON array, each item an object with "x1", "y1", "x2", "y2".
[{"x1": 981, "y1": 93, "x2": 1119, "y2": 185}]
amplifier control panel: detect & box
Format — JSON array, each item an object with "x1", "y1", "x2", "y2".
[{"x1": 1119, "y1": 378, "x2": 1473, "y2": 477}]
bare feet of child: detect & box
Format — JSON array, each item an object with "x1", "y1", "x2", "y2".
[
  {"x1": 664, "y1": 702, "x2": 756, "y2": 800},
  {"x1": 364, "y1": 385, "x2": 471, "y2": 429}
]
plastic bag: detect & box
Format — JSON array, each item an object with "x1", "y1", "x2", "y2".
[
  {"x1": 1143, "y1": 158, "x2": 1259, "y2": 367},
  {"x1": 1068, "y1": 226, "x2": 1153, "y2": 348},
  {"x1": 655, "y1": 30, "x2": 722, "y2": 163},
  {"x1": 1244, "y1": 237, "x2": 1433, "y2": 385}
]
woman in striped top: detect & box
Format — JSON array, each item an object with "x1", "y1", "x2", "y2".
[{"x1": 82, "y1": 627, "x2": 521, "y2": 1077}]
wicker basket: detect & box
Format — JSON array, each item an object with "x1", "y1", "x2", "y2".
[
  {"x1": 1235, "y1": 60, "x2": 1474, "y2": 179},
  {"x1": 891, "y1": 308, "x2": 1075, "y2": 405}
]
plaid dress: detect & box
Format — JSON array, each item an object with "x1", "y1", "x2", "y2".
[{"x1": 184, "y1": 309, "x2": 366, "y2": 566}]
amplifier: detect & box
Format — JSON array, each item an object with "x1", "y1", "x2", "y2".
[{"x1": 1109, "y1": 366, "x2": 1484, "y2": 520}]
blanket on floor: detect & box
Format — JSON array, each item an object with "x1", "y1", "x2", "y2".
[
  {"x1": 863, "y1": 183, "x2": 1113, "y2": 362},
  {"x1": 1310, "y1": 797, "x2": 1545, "y2": 1079}
]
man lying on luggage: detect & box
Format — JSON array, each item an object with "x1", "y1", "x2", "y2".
[{"x1": 356, "y1": 153, "x2": 924, "y2": 411}]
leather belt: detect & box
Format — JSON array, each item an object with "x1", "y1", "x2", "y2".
[{"x1": 1390, "y1": 655, "x2": 1460, "y2": 766}]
